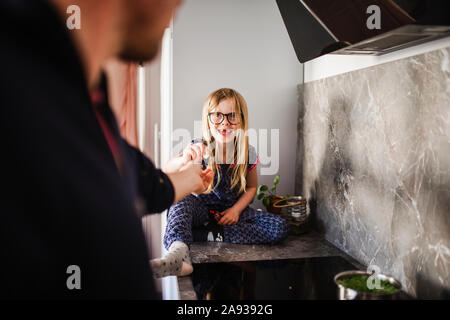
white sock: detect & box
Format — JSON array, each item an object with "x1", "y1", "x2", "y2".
[{"x1": 150, "y1": 241, "x2": 193, "y2": 278}]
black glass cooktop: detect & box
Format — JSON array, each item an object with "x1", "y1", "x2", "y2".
[{"x1": 191, "y1": 256, "x2": 361, "y2": 300}]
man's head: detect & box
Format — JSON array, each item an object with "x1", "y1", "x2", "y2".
[
  {"x1": 50, "y1": 0, "x2": 183, "y2": 85},
  {"x1": 119, "y1": 0, "x2": 183, "y2": 62}
]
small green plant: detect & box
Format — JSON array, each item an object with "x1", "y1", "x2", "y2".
[
  {"x1": 337, "y1": 275, "x2": 399, "y2": 295},
  {"x1": 256, "y1": 174, "x2": 281, "y2": 208}
]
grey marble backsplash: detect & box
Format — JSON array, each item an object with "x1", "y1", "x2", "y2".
[{"x1": 296, "y1": 48, "x2": 450, "y2": 299}]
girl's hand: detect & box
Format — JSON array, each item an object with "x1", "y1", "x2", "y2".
[
  {"x1": 217, "y1": 207, "x2": 241, "y2": 226},
  {"x1": 182, "y1": 142, "x2": 206, "y2": 164},
  {"x1": 164, "y1": 142, "x2": 207, "y2": 174}
]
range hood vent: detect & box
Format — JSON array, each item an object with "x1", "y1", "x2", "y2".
[{"x1": 276, "y1": 0, "x2": 450, "y2": 63}]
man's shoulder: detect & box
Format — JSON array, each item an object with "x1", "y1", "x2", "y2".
[{"x1": 0, "y1": 0, "x2": 86, "y2": 96}]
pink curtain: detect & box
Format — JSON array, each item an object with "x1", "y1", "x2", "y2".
[{"x1": 104, "y1": 60, "x2": 139, "y2": 149}]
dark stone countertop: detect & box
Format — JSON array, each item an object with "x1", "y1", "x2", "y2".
[{"x1": 178, "y1": 231, "x2": 365, "y2": 300}]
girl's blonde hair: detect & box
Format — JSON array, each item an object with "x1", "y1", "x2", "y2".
[{"x1": 202, "y1": 88, "x2": 249, "y2": 194}]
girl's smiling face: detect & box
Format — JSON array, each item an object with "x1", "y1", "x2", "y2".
[{"x1": 209, "y1": 98, "x2": 241, "y2": 144}]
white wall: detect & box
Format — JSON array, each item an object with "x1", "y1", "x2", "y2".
[
  {"x1": 304, "y1": 36, "x2": 450, "y2": 83},
  {"x1": 173, "y1": 0, "x2": 302, "y2": 207}
]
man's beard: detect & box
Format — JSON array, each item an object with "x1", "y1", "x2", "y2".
[{"x1": 118, "y1": 40, "x2": 161, "y2": 63}]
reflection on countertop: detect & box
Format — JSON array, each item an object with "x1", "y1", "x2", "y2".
[
  {"x1": 192, "y1": 256, "x2": 360, "y2": 300},
  {"x1": 178, "y1": 231, "x2": 366, "y2": 300}
]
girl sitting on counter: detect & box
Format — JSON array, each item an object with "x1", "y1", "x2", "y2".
[{"x1": 151, "y1": 88, "x2": 289, "y2": 278}]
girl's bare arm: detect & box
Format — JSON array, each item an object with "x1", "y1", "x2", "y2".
[
  {"x1": 232, "y1": 168, "x2": 258, "y2": 213},
  {"x1": 164, "y1": 154, "x2": 186, "y2": 174},
  {"x1": 163, "y1": 143, "x2": 205, "y2": 174}
]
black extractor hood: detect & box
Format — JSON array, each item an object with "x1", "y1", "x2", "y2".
[{"x1": 276, "y1": 0, "x2": 450, "y2": 63}]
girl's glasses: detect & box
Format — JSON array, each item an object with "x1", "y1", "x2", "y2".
[{"x1": 208, "y1": 112, "x2": 240, "y2": 125}]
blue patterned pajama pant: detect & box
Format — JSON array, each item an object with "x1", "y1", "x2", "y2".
[{"x1": 163, "y1": 194, "x2": 289, "y2": 250}]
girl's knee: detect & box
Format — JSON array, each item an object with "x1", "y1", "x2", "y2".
[
  {"x1": 170, "y1": 194, "x2": 198, "y2": 210},
  {"x1": 270, "y1": 216, "x2": 289, "y2": 243},
  {"x1": 168, "y1": 195, "x2": 200, "y2": 218}
]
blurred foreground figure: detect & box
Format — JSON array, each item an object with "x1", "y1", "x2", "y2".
[{"x1": 0, "y1": 0, "x2": 215, "y2": 299}]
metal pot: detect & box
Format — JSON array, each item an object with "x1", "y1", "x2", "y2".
[
  {"x1": 273, "y1": 196, "x2": 307, "y2": 222},
  {"x1": 334, "y1": 270, "x2": 402, "y2": 300}
]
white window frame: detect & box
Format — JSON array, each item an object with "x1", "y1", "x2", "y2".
[{"x1": 160, "y1": 22, "x2": 180, "y2": 300}]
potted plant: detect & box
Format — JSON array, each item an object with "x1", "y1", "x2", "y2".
[
  {"x1": 256, "y1": 174, "x2": 284, "y2": 215},
  {"x1": 334, "y1": 270, "x2": 402, "y2": 300}
]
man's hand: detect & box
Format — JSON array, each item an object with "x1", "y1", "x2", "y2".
[
  {"x1": 167, "y1": 161, "x2": 214, "y2": 204},
  {"x1": 193, "y1": 167, "x2": 214, "y2": 195},
  {"x1": 182, "y1": 142, "x2": 206, "y2": 165},
  {"x1": 217, "y1": 207, "x2": 241, "y2": 226}
]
